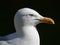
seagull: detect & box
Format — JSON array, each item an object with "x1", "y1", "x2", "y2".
[{"x1": 0, "y1": 8, "x2": 55, "y2": 45}]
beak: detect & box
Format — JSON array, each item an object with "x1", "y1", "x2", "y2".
[{"x1": 39, "y1": 17, "x2": 55, "y2": 24}]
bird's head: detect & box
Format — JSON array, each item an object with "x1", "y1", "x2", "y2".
[{"x1": 14, "y1": 8, "x2": 55, "y2": 26}]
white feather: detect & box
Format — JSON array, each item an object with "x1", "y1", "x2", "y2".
[{"x1": 0, "y1": 8, "x2": 44, "y2": 45}]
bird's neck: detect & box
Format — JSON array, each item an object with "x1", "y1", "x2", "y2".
[
  {"x1": 22, "y1": 26, "x2": 39, "y2": 38},
  {"x1": 16, "y1": 25, "x2": 40, "y2": 45},
  {"x1": 16, "y1": 25, "x2": 38, "y2": 36}
]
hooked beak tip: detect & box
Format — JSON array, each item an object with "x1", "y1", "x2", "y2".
[{"x1": 39, "y1": 17, "x2": 55, "y2": 24}]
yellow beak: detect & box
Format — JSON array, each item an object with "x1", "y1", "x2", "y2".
[{"x1": 40, "y1": 17, "x2": 55, "y2": 24}]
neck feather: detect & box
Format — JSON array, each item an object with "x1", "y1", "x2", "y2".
[
  {"x1": 16, "y1": 25, "x2": 39, "y2": 39},
  {"x1": 15, "y1": 25, "x2": 40, "y2": 45}
]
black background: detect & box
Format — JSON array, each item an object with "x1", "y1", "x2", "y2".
[{"x1": 0, "y1": 0, "x2": 60, "y2": 45}]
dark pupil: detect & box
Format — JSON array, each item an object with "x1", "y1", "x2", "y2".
[{"x1": 29, "y1": 14, "x2": 33, "y2": 16}]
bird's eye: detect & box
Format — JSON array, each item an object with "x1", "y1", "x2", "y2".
[{"x1": 29, "y1": 14, "x2": 34, "y2": 16}]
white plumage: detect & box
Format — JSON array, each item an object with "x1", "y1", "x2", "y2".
[{"x1": 0, "y1": 8, "x2": 54, "y2": 45}]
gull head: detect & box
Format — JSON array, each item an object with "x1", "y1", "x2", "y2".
[{"x1": 14, "y1": 8, "x2": 55, "y2": 27}]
